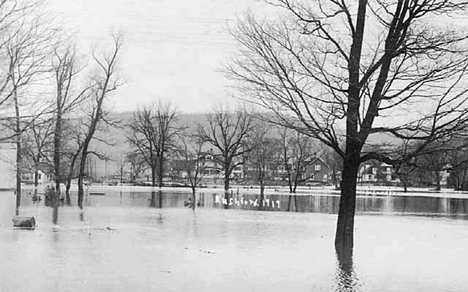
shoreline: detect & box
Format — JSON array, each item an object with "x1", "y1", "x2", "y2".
[{"x1": 17, "y1": 183, "x2": 468, "y2": 199}]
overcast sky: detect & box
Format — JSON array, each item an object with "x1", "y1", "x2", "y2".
[{"x1": 48, "y1": 0, "x2": 269, "y2": 113}]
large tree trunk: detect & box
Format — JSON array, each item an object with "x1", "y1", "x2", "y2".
[
  {"x1": 287, "y1": 193, "x2": 298, "y2": 212},
  {"x1": 293, "y1": 171, "x2": 299, "y2": 193},
  {"x1": 77, "y1": 148, "x2": 88, "y2": 209},
  {"x1": 334, "y1": 0, "x2": 366, "y2": 255},
  {"x1": 335, "y1": 158, "x2": 360, "y2": 253},
  {"x1": 335, "y1": 243, "x2": 355, "y2": 291},
  {"x1": 224, "y1": 161, "x2": 231, "y2": 209},
  {"x1": 34, "y1": 165, "x2": 39, "y2": 187},
  {"x1": 150, "y1": 191, "x2": 156, "y2": 207},
  {"x1": 434, "y1": 170, "x2": 441, "y2": 191},
  {"x1": 120, "y1": 165, "x2": 123, "y2": 185},
  {"x1": 158, "y1": 190, "x2": 163, "y2": 208},
  {"x1": 286, "y1": 170, "x2": 293, "y2": 193},
  {"x1": 65, "y1": 151, "x2": 80, "y2": 204},
  {"x1": 54, "y1": 110, "x2": 62, "y2": 204},
  {"x1": 65, "y1": 178, "x2": 72, "y2": 205},
  {"x1": 401, "y1": 175, "x2": 408, "y2": 193},
  {"x1": 158, "y1": 154, "x2": 164, "y2": 187},
  {"x1": 151, "y1": 165, "x2": 156, "y2": 187},
  {"x1": 224, "y1": 166, "x2": 230, "y2": 192},
  {"x1": 14, "y1": 89, "x2": 21, "y2": 216},
  {"x1": 191, "y1": 188, "x2": 196, "y2": 210},
  {"x1": 259, "y1": 179, "x2": 265, "y2": 210}
]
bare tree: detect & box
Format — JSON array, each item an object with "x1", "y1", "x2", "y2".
[
  {"x1": 197, "y1": 107, "x2": 254, "y2": 203},
  {"x1": 153, "y1": 102, "x2": 183, "y2": 186},
  {"x1": 246, "y1": 121, "x2": 279, "y2": 210},
  {"x1": 0, "y1": 1, "x2": 57, "y2": 213},
  {"x1": 420, "y1": 148, "x2": 448, "y2": 191},
  {"x1": 396, "y1": 160, "x2": 417, "y2": 192},
  {"x1": 62, "y1": 118, "x2": 86, "y2": 202},
  {"x1": 180, "y1": 135, "x2": 206, "y2": 208},
  {"x1": 279, "y1": 127, "x2": 317, "y2": 193},
  {"x1": 278, "y1": 126, "x2": 317, "y2": 211},
  {"x1": 127, "y1": 101, "x2": 182, "y2": 187},
  {"x1": 127, "y1": 107, "x2": 158, "y2": 186},
  {"x1": 22, "y1": 118, "x2": 54, "y2": 187},
  {"x1": 322, "y1": 146, "x2": 343, "y2": 189},
  {"x1": 125, "y1": 150, "x2": 147, "y2": 184},
  {"x1": 77, "y1": 33, "x2": 123, "y2": 208},
  {"x1": 227, "y1": 1, "x2": 468, "y2": 252},
  {"x1": 113, "y1": 154, "x2": 128, "y2": 185},
  {"x1": 0, "y1": 0, "x2": 52, "y2": 109},
  {"x1": 446, "y1": 145, "x2": 468, "y2": 190},
  {"x1": 51, "y1": 43, "x2": 91, "y2": 202},
  {"x1": 395, "y1": 139, "x2": 467, "y2": 191}
]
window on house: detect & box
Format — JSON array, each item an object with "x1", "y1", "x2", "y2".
[
  {"x1": 38, "y1": 174, "x2": 42, "y2": 180},
  {"x1": 315, "y1": 164, "x2": 321, "y2": 171}
]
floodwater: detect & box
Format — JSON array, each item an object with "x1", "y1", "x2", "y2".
[{"x1": 1, "y1": 189, "x2": 468, "y2": 292}]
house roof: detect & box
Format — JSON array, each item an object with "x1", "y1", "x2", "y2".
[
  {"x1": 305, "y1": 157, "x2": 329, "y2": 168},
  {"x1": 361, "y1": 167, "x2": 374, "y2": 175}
]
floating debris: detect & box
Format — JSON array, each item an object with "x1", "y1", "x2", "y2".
[
  {"x1": 12, "y1": 216, "x2": 36, "y2": 230},
  {"x1": 199, "y1": 248, "x2": 215, "y2": 254}
]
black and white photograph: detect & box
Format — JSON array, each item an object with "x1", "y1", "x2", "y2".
[{"x1": 1, "y1": 0, "x2": 468, "y2": 291}]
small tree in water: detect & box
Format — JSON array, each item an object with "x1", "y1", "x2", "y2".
[
  {"x1": 227, "y1": 1, "x2": 468, "y2": 253},
  {"x1": 197, "y1": 106, "x2": 254, "y2": 204},
  {"x1": 246, "y1": 121, "x2": 280, "y2": 210},
  {"x1": 278, "y1": 126, "x2": 317, "y2": 211},
  {"x1": 77, "y1": 33, "x2": 123, "y2": 208},
  {"x1": 127, "y1": 101, "x2": 183, "y2": 187},
  {"x1": 180, "y1": 135, "x2": 207, "y2": 208}
]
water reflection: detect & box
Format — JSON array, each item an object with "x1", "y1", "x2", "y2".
[
  {"x1": 191, "y1": 209, "x2": 199, "y2": 238},
  {"x1": 149, "y1": 190, "x2": 163, "y2": 208},
  {"x1": 335, "y1": 248, "x2": 359, "y2": 292},
  {"x1": 207, "y1": 193, "x2": 468, "y2": 218},
  {"x1": 149, "y1": 191, "x2": 156, "y2": 208},
  {"x1": 3, "y1": 189, "x2": 468, "y2": 292},
  {"x1": 52, "y1": 205, "x2": 58, "y2": 225},
  {"x1": 156, "y1": 213, "x2": 163, "y2": 224},
  {"x1": 15, "y1": 189, "x2": 468, "y2": 220},
  {"x1": 223, "y1": 190, "x2": 230, "y2": 210},
  {"x1": 287, "y1": 194, "x2": 299, "y2": 212}
]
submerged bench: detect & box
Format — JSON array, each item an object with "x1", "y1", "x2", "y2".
[{"x1": 12, "y1": 216, "x2": 36, "y2": 229}]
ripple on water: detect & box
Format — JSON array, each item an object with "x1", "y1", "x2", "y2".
[{"x1": 1, "y1": 190, "x2": 468, "y2": 292}]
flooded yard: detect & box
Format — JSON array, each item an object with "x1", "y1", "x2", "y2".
[{"x1": 1, "y1": 189, "x2": 468, "y2": 291}]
